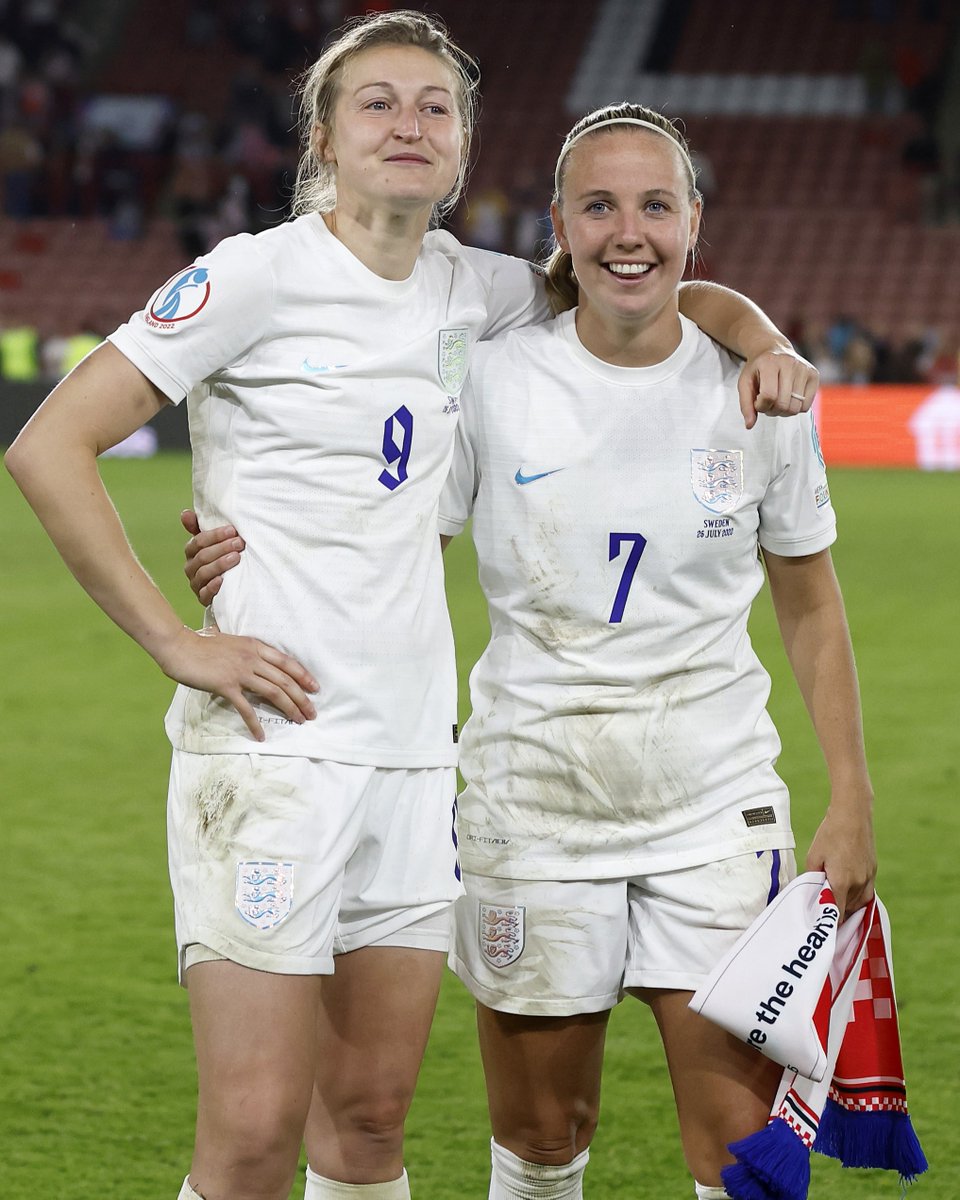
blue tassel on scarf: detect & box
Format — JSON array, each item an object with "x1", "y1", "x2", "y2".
[
  {"x1": 720, "y1": 1120, "x2": 812, "y2": 1200},
  {"x1": 813, "y1": 1098, "x2": 928, "y2": 1181}
]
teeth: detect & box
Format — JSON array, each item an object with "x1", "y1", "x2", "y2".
[{"x1": 607, "y1": 262, "x2": 651, "y2": 275}]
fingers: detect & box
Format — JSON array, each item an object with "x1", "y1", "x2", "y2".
[
  {"x1": 249, "y1": 644, "x2": 319, "y2": 724},
  {"x1": 738, "y1": 349, "x2": 820, "y2": 427},
  {"x1": 737, "y1": 371, "x2": 759, "y2": 430},
  {"x1": 161, "y1": 628, "x2": 319, "y2": 740},
  {"x1": 180, "y1": 508, "x2": 200, "y2": 536},
  {"x1": 184, "y1": 525, "x2": 244, "y2": 606}
]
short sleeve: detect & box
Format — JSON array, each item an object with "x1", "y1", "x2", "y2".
[
  {"x1": 759, "y1": 412, "x2": 837, "y2": 556},
  {"x1": 443, "y1": 239, "x2": 551, "y2": 340},
  {"x1": 107, "y1": 232, "x2": 276, "y2": 403},
  {"x1": 438, "y1": 373, "x2": 481, "y2": 535}
]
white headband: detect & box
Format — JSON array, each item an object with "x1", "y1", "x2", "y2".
[{"x1": 553, "y1": 116, "x2": 696, "y2": 195}]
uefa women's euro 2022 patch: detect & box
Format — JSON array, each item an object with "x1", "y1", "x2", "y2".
[
  {"x1": 479, "y1": 902, "x2": 525, "y2": 968},
  {"x1": 145, "y1": 267, "x2": 212, "y2": 331},
  {"x1": 438, "y1": 327, "x2": 468, "y2": 394},
  {"x1": 690, "y1": 448, "x2": 744, "y2": 515},
  {"x1": 235, "y1": 860, "x2": 295, "y2": 930}
]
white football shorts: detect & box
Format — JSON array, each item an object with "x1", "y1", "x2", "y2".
[
  {"x1": 450, "y1": 849, "x2": 796, "y2": 1016},
  {"x1": 167, "y1": 751, "x2": 462, "y2": 980}
]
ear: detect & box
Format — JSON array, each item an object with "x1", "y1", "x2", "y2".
[
  {"x1": 550, "y1": 201, "x2": 569, "y2": 253},
  {"x1": 687, "y1": 196, "x2": 702, "y2": 254},
  {"x1": 315, "y1": 122, "x2": 336, "y2": 165}
]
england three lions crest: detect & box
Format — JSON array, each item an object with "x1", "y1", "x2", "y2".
[
  {"x1": 479, "y1": 903, "x2": 525, "y2": 968},
  {"x1": 235, "y1": 860, "x2": 295, "y2": 930},
  {"x1": 690, "y1": 449, "x2": 743, "y2": 514},
  {"x1": 438, "y1": 327, "x2": 468, "y2": 394}
]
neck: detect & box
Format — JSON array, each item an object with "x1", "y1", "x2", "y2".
[
  {"x1": 322, "y1": 201, "x2": 433, "y2": 280},
  {"x1": 574, "y1": 302, "x2": 683, "y2": 367}
]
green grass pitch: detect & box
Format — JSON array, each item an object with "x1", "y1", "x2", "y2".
[{"x1": 1, "y1": 456, "x2": 957, "y2": 1198}]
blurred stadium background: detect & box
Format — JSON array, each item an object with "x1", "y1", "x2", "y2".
[{"x1": 1, "y1": 0, "x2": 960, "y2": 467}]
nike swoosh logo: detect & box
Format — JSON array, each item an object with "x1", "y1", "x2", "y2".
[
  {"x1": 515, "y1": 467, "x2": 564, "y2": 485},
  {"x1": 302, "y1": 358, "x2": 328, "y2": 373}
]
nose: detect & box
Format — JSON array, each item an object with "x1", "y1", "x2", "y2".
[
  {"x1": 394, "y1": 104, "x2": 421, "y2": 141},
  {"x1": 614, "y1": 211, "x2": 644, "y2": 247}
]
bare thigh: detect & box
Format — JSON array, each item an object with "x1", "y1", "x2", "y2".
[
  {"x1": 188, "y1": 959, "x2": 323, "y2": 1200},
  {"x1": 636, "y1": 987, "x2": 781, "y2": 1187},
  {"x1": 477, "y1": 1003, "x2": 610, "y2": 1164},
  {"x1": 304, "y1": 945, "x2": 445, "y2": 1183}
]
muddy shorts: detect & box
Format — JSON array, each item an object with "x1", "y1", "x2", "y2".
[
  {"x1": 167, "y1": 750, "x2": 462, "y2": 981},
  {"x1": 450, "y1": 849, "x2": 796, "y2": 1016}
]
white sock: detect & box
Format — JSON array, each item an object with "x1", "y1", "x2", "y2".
[
  {"x1": 177, "y1": 1179, "x2": 204, "y2": 1200},
  {"x1": 694, "y1": 1184, "x2": 729, "y2": 1199},
  {"x1": 304, "y1": 1165, "x2": 411, "y2": 1198},
  {"x1": 489, "y1": 1139, "x2": 589, "y2": 1199}
]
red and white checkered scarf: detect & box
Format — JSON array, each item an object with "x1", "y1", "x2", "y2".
[{"x1": 690, "y1": 872, "x2": 926, "y2": 1200}]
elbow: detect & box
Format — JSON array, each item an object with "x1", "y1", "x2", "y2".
[
  {"x1": 5, "y1": 422, "x2": 57, "y2": 494},
  {"x1": 4, "y1": 435, "x2": 30, "y2": 487}
]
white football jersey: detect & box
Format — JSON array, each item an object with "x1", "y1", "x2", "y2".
[
  {"x1": 109, "y1": 215, "x2": 549, "y2": 765},
  {"x1": 438, "y1": 311, "x2": 837, "y2": 879}
]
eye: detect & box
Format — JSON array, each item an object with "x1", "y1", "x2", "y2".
[
  {"x1": 646, "y1": 200, "x2": 668, "y2": 214},
  {"x1": 586, "y1": 200, "x2": 611, "y2": 214},
  {"x1": 424, "y1": 103, "x2": 450, "y2": 116},
  {"x1": 363, "y1": 99, "x2": 390, "y2": 111}
]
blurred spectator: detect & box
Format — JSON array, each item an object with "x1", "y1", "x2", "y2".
[
  {"x1": 59, "y1": 323, "x2": 101, "y2": 375},
  {"x1": 0, "y1": 34, "x2": 23, "y2": 123},
  {"x1": 108, "y1": 186, "x2": 145, "y2": 240},
  {"x1": 858, "y1": 37, "x2": 897, "y2": 114},
  {"x1": 510, "y1": 169, "x2": 552, "y2": 262},
  {"x1": 873, "y1": 325, "x2": 925, "y2": 383},
  {"x1": 795, "y1": 320, "x2": 844, "y2": 384},
  {"x1": 0, "y1": 117, "x2": 42, "y2": 215},
  {"x1": 0, "y1": 316, "x2": 40, "y2": 380},
  {"x1": 825, "y1": 313, "x2": 861, "y2": 362},
  {"x1": 185, "y1": 0, "x2": 220, "y2": 48},
  {"x1": 924, "y1": 329, "x2": 960, "y2": 386},
  {"x1": 843, "y1": 331, "x2": 878, "y2": 383},
  {"x1": 462, "y1": 182, "x2": 511, "y2": 253},
  {"x1": 690, "y1": 147, "x2": 718, "y2": 202},
  {"x1": 208, "y1": 173, "x2": 256, "y2": 244}
]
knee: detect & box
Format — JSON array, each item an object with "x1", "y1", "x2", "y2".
[
  {"x1": 200, "y1": 1081, "x2": 306, "y2": 1177},
  {"x1": 508, "y1": 1096, "x2": 600, "y2": 1164},
  {"x1": 335, "y1": 1084, "x2": 412, "y2": 1155}
]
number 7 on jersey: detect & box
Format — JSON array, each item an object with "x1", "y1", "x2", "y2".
[{"x1": 608, "y1": 532, "x2": 647, "y2": 623}]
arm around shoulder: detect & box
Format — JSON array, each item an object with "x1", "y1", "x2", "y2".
[{"x1": 678, "y1": 281, "x2": 819, "y2": 428}]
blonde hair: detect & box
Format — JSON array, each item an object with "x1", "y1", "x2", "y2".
[
  {"x1": 292, "y1": 10, "x2": 479, "y2": 223},
  {"x1": 544, "y1": 103, "x2": 701, "y2": 315}
]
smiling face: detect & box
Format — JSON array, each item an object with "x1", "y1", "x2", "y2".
[
  {"x1": 552, "y1": 128, "x2": 701, "y2": 362},
  {"x1": 320, "y1": 44, "x2": 464, "y2": 220}
]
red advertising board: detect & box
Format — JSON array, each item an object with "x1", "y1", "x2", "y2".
[{"x1": 816, "y1": 385, "x2": 960, "y2": 470}]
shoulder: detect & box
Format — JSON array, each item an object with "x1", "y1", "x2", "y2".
[
  {"x1": 681, "y1": 316, "x2": 743, "y2": 386},
  {"x1": 475, "y1": 310, "x2": 561, "y2": 358},
  {"x1": 215, "y1": 214, "x2": 324, "y2": 271},
  {"x1": 424, "y1": 230, "x2": 547, "y2": 309}
]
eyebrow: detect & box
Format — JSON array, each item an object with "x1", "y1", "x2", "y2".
[
  {"x1": 352, "y1": 81, "x2": 454, "y2": 99},
  {"x1": 572, "y1": 186, "x2": 681, "y2": 202}
]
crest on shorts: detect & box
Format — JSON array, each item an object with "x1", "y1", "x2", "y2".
[
  {"x1": 690, "y1": 449, "x2": 743, "y2": 514},
  {"x1": 438, "y1": 327, "x2": 468, "y2": 394},
  {"x1": 479, "y1": 903, "x2": 525, "y2": 968},
  {"x1": 235, "y1": 861, "x2": 295, "y2": 930}
]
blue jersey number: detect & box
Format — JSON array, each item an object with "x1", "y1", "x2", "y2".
[
  {"x1": 378, "y1": 405, "x2": 414, "y2": 491},
  {"x1": 608, "y1": 532, "x2": 647, "y2": 623}
]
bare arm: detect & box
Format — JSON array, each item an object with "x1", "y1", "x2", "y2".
[
  {"x1": 678, "y1": 281, "x2": 818, "y2": 429},
  {"x1": 762, "y1": 546, "x2": 876, "y2": 918},
  {"x1": 6, "y1": 343, "x2": 317, "y2": 740}
]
